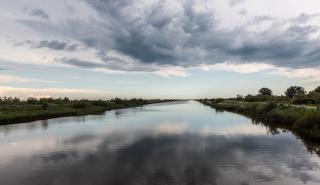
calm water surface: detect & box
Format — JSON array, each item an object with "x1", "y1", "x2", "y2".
[{"x1": 0, "y1": 100, "x2": 320, "y2": 185}]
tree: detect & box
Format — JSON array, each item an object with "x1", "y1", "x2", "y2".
[
  {"x1": 63, "y1": 97, "x2": 70, "y2": 102},
  {"x1": 258, "y1": 88, "x2": 273, "y2": 96},
  {"x1": 41, "y1": 102, "x2": 49, "y2": 110},
  {"x1": 285, "y1": 86, "x2": 306, "y2": 98},
  {"x1": 244, "y1": 94, "x2": 255, "y2": 102},
  {"x1": 314, "y1": 86, "x2": 320, "y2": 93},
  {"x1": 27, "y1": 97, "x2": 38, "y2": 104},
  {"x1": 236, "y1": 94, "x2": 243, "y2": 101},
  {"x1": 308, "y1": 86, "x2": 320, "y2": 97}
]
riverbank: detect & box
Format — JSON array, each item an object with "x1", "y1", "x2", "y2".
[
  {"x1": 199, "y1": 99, "x2": 320, "y2": 142},
  {"x1": 0, "y1": 98, "x2": 176, "y2": 125}
]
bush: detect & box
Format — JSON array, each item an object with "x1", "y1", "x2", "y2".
[
  {"x1": 92, "y1": 100, "x2": 109, "y2": 107},
  {"x1": 260, "y1": 102, "x2": 277, "y2": 113},
  {"x1": 213, "y1": 98, "x2": 225, "y2": 103},
  {"x1": 294, "y1": 111, "x2": 320, "y2": 130},
  {"x1": 292, "y1": 97, "x2": 315, "y2": 105},
  {"x1": 244, "y1": 94, "x2": 256, "y2": 102},
  {"x1": 41, "y1": 102, "x2": 49, "y2": 110},
  {"x1": 27, "y1": 98, "x2": 38, "y2": 104},
  {"x1": 72, "y1": 102, "x2": 87, "y2": 109}
]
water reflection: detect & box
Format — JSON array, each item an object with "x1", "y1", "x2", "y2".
[{"x1": 0, "y1": 101, "x2": 320, "y2": 185}]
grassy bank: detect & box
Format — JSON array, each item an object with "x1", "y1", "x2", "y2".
[
  {"x1": 0, "y1": 98, "x2": 176, "y2": 125},
  {"x1": 199, "y1": 99, "x2": 320, "y2": 142}
]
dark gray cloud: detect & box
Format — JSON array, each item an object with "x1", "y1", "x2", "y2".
[
  {"x1": 291, "y1": 13, "x2": 320, "y2": 24},
  {"x1": 79, "y1": 0, "x2": 220, "y2": 66},
  {"x1": 225, "y1": 25, "x2": 320, "y2": 68},
  {"x1": 31, "y1": 8, "x2": 49, "y2": 20},
  {"x1": 81, "y1": 0, "x2": 320, "y2": 68},
  {"x1": 251, "y1": 15, "x2": 275, "y2": 23},
  {"x1": 238, "y1": 9, "x2": 247, "y2": 15},
  {"x1": 229, "y1": 0, "x2": 246, "y2": 7},
  {"x1": 59, "y1": 58, "x2": 102, "y2": 69},
  {"x1": 18, "y1": 0, "x2": 320, "y2": 71},
  {"x1": 29, "y1": 40, "x2": 79, "y2": 51},
  {"x1": 59, "y1": 57, "x2": 161, "y2": 72},
  {"x1": 37, "y1": 40, "x2": 67, "y2": 50}
]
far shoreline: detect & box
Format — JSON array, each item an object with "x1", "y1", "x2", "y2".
[
  {"x1": 198, "y1": 99, "x2": 320, "y2": 143},
  {"x1": 0, "y1": 98, "x2": 178, "y2": 126}
]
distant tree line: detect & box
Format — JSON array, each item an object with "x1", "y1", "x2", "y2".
[
  {"x1": 230, "y1": 86, "x2": 320, "y2": 105},
  {"x1": 0, "y1": 97, "x2": 174, "y2": 109},
  {"x1": 200, "y1": 86, "x2": 318, "y2": 105}
]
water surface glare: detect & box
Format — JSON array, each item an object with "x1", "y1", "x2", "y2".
[{"x1": 0, "y1": 100, "x2": 319, "y2": 185}]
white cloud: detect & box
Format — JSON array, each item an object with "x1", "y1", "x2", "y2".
[
  {"x1": 0, "y1": 86, "x2": 108, "y2": 99},
  {"x1": 115, "y1": 81, "x2": 144, "y2": 85},
  {"x1": 201, "y1": 123, "x2": 267, "y2": 136},
  {"x1": 199, "y1": 62, "x2": 273, "y2": 74},
  {"x1": 153, "y1": 66, "x2": 189, "y2": 77},
  {"x1": 155, "y1": 121, "x2": 189, "y2": 134},
  {"x1": 273, "y1": 67, "x2": 320, "y2": 81},
  {"x1": 199, "y1": 61, "x2": 320, "y2": 82},
  {"x1": 0, "y1": 75, "x2": 57, "y2": 83}
]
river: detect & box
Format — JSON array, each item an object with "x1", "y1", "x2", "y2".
[{"x1": 0, "y1": 100, "x2": 319, "y2": 185}]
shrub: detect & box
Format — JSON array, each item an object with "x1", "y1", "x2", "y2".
[
  {"x1": 92, "y1": 100, "x2": 109, "y2": 107},
  {"x1": 72, "y1": 102, "x2": 87, "y2": 109},
  {"x1": 244, "y1": 94, "x2": 256, "y2": 102},
  {"x1": 41, "y1": 102, "x2": 49, "y2": 110},
  {"x1": 27, "y1": 98, "x2": 38, "y2": 104},
  {"x1": 292, "y1": 97, "x2": 315, "y2": 105},
  {"x1": 213, "y1": 98, "x2": 224, "y2": 103},
  {"x1": 294, "y1": 111, "x2": 320, "y2": 130},
  {"x1": 261, "y1": 102, "x2": 277, "y2": 113}
]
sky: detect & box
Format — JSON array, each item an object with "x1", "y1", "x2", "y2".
[{"x1": 0, "y1": 0, "x2": 320, "y2": 99}]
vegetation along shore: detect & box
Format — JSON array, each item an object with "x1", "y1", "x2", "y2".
[
  {"x1": 0, "y1": 97, "x2": 176, "y2": 125},
  {"x1": 199, "y1": 86, "x2": 320, "y2": 142}
]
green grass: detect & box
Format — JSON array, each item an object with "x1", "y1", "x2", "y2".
[{"x1": 199, "y1": 99, "x2": 320, "y2": 142}]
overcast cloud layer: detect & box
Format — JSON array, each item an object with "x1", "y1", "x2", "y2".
[
  {"x1": 1, "y1": 0, "x2": 320, "y2": 73},
  {"x1": 0, "y1": 0, "x2": 320, "y2": 98}
]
